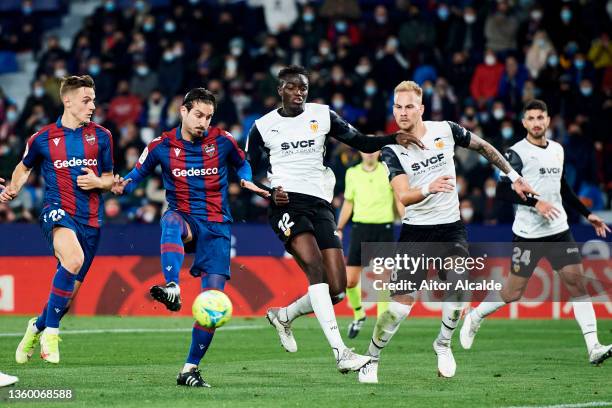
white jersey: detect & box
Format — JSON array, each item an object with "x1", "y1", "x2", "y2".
[
  {"x1": 506, "y1": 139, "x2": 567, "y2": 238},
  {"x1": 250, "y1": 103, "x2": 334, "y2": 202},
  {"x1": 381, "y1": 121, "x2": 472, "y2": 226}
]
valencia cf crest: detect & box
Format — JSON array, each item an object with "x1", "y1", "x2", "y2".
[
  {"x1": 513, "y1": 264, "x2": 520, "y2": 274},
  {"x1": 309, "y1": 120, "x2": 319, "y2": 133},
  {"x1": 85, "y1": 133, "x2": 96, "y2": 145},
  {"x1": 434, "y1": 137, "x2": 444, "y2": 149},
  {"x1": 204, "y1": 143, "x2": 216, "y2": 157}
]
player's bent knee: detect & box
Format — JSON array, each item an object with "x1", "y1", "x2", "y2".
[{"x1": 62, "y1": 254, "x2": 84, "y2": 275}]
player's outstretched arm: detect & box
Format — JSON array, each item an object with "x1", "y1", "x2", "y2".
[
  {"x1": 111, "y1": 175, "x2": 132, "y2": 195},
  {"x1": 467, "y1": 134, "x2": 538, "y2": 200},
  {"x1": 559, "y1": 173, "x2": 611, "y2": 237},
  {"x1": 0, "y1": 162, "x2": 33, "y2": 202},
  {"x1": 329, "y1": 110, "x2": 424, "y2": 152}
]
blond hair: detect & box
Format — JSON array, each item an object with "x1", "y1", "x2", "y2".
[
  {"x1": 394, "y1": 81, "x2": 422, "y2": 99},
  {"x1": 59, "y1": 75, "x2": 95, "y2": 98}
]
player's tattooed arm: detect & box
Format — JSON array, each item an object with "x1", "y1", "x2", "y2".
[{"x1": 0, "y1": 162, "x2": 32, "y2": 202}]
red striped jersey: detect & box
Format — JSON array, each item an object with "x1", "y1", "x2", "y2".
[
  {"x1": 134, "y1": 126, "x2": 246, "y2": 222},
  {"x1": 22, "y1": 118, "x2": 114, "y2": 228}
]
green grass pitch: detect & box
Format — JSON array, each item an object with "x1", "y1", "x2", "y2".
[{"x1": 0, "y1": 316, "x2": 610, "y2": 407}]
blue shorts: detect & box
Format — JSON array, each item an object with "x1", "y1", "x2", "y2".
[
  {"x1": 40, "y1": 205, "x2": 101, "y2": 282},
  {"x1": 173, "y1": 211, "x2": 231, "y2": 279}
]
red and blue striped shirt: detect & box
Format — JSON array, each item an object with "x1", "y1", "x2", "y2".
[
  {"x1": 22, "y1": 118, "x2": 114, "y2": 228},
  {"x1": 128, "y1": 126, "x2": 251, "y2": 223}
]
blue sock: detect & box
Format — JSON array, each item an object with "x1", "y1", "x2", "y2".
[
  {"x1": 45, "y1": 265, "x2": 76, "y2": 329},
  {"x1": 186, "y1": 273, "x2": 227, "y2": 365},
  {"x1": 160, "y1": 211, "x2": 186, "y2": 285},
  {"x1": 36, "y1": 303, "x2": 71, "y2": 332}
]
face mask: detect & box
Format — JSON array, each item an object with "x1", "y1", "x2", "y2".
[
  {"x1": 33, "y1": 87, "x2": 44, "y2": 98},
  {"x1": 580, "y1": 87, "x2": 593, "y2": 96},
  {"x1": 332, "y1": 99, "x2": 344, "y2": 110},
  {"x1": 355, "y1": 65, "x2": 370, "y2": 76},
  {"x1": 105, "y1": 1, "x2": 115, "y2": 12},
  {"x1": 142, "y1": 211, "x2": 155, "y2": 223},
  {"x1": 320, "y1": 47, "x2": 330, "y2": 55},
  {"x1": 501, "y1": 127, "x2": 513, "y2": 139},
  {"x1": 547, "y1": 55, "x2": 559, "y2": 66},
  {"x1": 6, "y1": 110, "x2": 18, "y2": 123},
  {"x1": 89, "y1": 64, "x2": 101, "y2": 76},
  {"x1": 485, "y1": 55, "x2": 496, "y2": 66},
  {"x1": 335, "y1": 21, "x2": 347, "y2": 33},
  {"x1": 493, "y1": 108, "x2": 505, "y2": 120},
  {"x1": 375, "y1": 15, "x2": 387, "y2": 24},
  {"x1": 531, "y1": 10, "x2": 543, "y2": 21},
  {"x1": 478, "y1": 154, "x2": 489, "y2": 165},
  {"x1": 464, "y1": 14, "x2": 476, "y2": 24},
  {"x1": 536, "y1": 38, "x2": 546, "y2": 48},
  {"x1": 270, "y1": 65, "x2": 282, "y2": 77},
  {"x1": 461, "y1": 208, "x2": 474, "y2": 220},
  {"x1": 561, "y1": 9, "x2": 572, "y2": 23},
  {"x1": 424, "y1": 87, "x2": 433, "y2": 96},
  {"x1": 365, "y1": 85, "x2": 377, "y2": 96},
  {"x1": 135, "y1": 0, "x2": 145, "y2": 11},
  {"x1": 189, "y1": 0, "x2": 199, "y2": 4},
  {"x1": 55, "y1": 69, "x2": 67, "y2": 78},
  {"x1": 456, "y1": 183, "x2": 463, "y2": 194},
  {"x1": 479, "y1": 111, "x2": 489, "y2": 123},
  {"x1": 136, "y1": 66, "x2": 149, "y2": 76},
  {"x1": 126, "y1": 155, "x2": 138, "y2": 167},
  {"x1": 437, "y1": 7, "x2": 449, "y2": 21},
  {"x1": 230, "y1": 46, "x2": 242, "y2": 56},
  {"x1": 574, "y1": 59, "x2": 585, "y2": 69},
  {"x1": 163, "y1": 52, "x2": 174, "y2": 62},
  {"x1": 386, "y1": 38, "x2": 399, "y2": 49},
  {"x1": 22, "y1": 5, "x2": 33, "y2": 15},
  {"x1": 485, "y1": 187, "x2": 496, "y2": 198},
  {"x1": 303, "y1": 13, "x2": 314, "y2": 23},
  {"x1": 226, "y1": 59, "x2": 237, "y2": 71},
  {"x1": 230, "y1": 128, "x2": 242, "y2": 140},
  {"x1": 164, "y1": 22, "x2": 176, "y2": 32},
  {"x1": 143, "y1": 22, "x2": 154, "y2": 32}
]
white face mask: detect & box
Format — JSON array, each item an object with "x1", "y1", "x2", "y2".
[
  {"x1": 464, "y1": 14, "x2": 476, "y2": 24},
  {"x1": 485, "y1": 187, "x2": 496, "y2": 198},
  {"x1": 55, "y1": 68, "x2": 67, "y2": 78},
  {"x1": 461, "y1": 208, "x2": 474, "y2": 220},
  {"x1": 142, "y1": 211, "x2": 155, "y2": 223},
  {"x1": 493, "y1": 108, "x2": 504, "y2": 120},
  {"x1": 485, "y1": 55, "x2": 496, "y2": 66}
]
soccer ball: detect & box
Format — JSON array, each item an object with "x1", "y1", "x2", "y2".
[{"x1": 192, "y1": 290, "x2": 233, "y2": 329}]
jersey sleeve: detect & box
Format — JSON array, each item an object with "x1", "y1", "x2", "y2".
[
  {"x1": 495, "y1": 148, "x2": 538, "y2": 206},
  {"x1": 100, "y1": 130, "x2": 114, "y2": 173},
  {"x1": 380, "y1": 146, "x2": 406, "y2": 181},
  {"x1": 328, "y1": 110, "x2": 396, "y2": 153},
  {"x1": 344, "y1": 168, "x2": 355, "y2": 201},
  {"x1": 135, "y1": 140, "x2": 161, "y2": 176},
  {"x1": 22, "y1": 133, "x2": 44, "y2": 169},
  {"x1": 223, "y1": 131, "x2": 252, "y2": 182},
  {"x1": 245, "y1": 123, "x2": 273, "y2": 193},
  {"x1": 446, "y1": 121, "x2": 472, "y2": 148}
]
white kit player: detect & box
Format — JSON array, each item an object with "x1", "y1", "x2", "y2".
[
  {"x1": 358, "y1": 81, "x2": 538, "y2": 383},
  {"x1": 245, "y1": 65, "x2": 423, "y2": 374},
  {"x1": 460, "y1": 99, "x2": 611, "y2": 365}
]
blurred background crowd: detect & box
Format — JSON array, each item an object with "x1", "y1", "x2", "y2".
[{"x1": 0, "y1": 0, "x2": 610, "y2": 226}]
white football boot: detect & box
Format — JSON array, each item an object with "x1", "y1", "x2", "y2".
[
  {"x1": 459, "y1": 308, "x2": 481, "y2": 350},
  {"x1": 433, "y1": 339, "x2": 456, "y2": 378},
  {"x1": 266, "y1": 308, "x2": 297, "y2": 353},
  {"x1": 336, "y1": 348, "x2": 371, "y2": 373},
  {"x1": 589, "y1": 343, "x2": 612, "y2": 365},
  {"x1": 358, "y1": 358, "x2": 379, "y2": 384}
]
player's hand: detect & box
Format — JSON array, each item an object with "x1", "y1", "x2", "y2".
[
  {"x1": 0, "y1": 177, "x2": 4, "y2": 190},
  {"x1": 396, "y1": 131, "x2": 425, "y2": 149},
  {"x1": 535, "y1": 200, "x2": 561, "y2": 221},
  {"x1": 587, "y1": 213, "x2": 611, "y2": 238},
  {"x1": 272, "y1": 186, "x2": 289, "y2": 206},
  {"x1": 335, "y1": 229, "x2": 343, "y2": 241},
  {"x1": 111, "y1": 174, "x2": 132, "y2": 195},
  {"x1": 77, "y1": 167, "x2": 102, "y2": 190},
  {"x1": 240, "y1": 179, "x2": 271, "y2": 198},
  {"x1": 428, "y1": 175, "x2": 455, "y2": 194},
  {"x1": 0, "y1": 184, "x2": 17, "y2": 202},
  {"x1": 512, "y1": 177, "x2": 538, "y2": 201}
]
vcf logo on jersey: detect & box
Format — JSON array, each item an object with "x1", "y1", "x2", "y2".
[
  {"x1": 204, "y1": 143, "x2": 216, "y2": 157},
  {"x1": 411, "y1": 153, "x2": 446, "y2": 172},
  {"x1": 309, "y1": 120, "x2": 319, "y2": 133},
  {"x1": 539, "y1": 167, "x2": 561, "y2": 176}
]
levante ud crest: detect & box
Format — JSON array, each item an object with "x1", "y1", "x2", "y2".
[{"x1": 204, "y1": 143, "x2": 216, "y2": 157}]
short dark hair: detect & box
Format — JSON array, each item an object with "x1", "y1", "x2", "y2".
[
  {"x1": 59, "y1": 75, "x2": 95, "y2": 97},
  {"x1": 183, "y1": 88, "x2": 216, "y2": 111},
  {"x1": 278, "y1": 65, "x2": 309, "y2": 82},
  {"x1": 523, "y1": 99, "x2": 548, "y2": 114}
]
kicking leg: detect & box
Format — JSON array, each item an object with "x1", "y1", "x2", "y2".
[{"x1": 178, "y1": 273, "x2": 227, "y2": 387}]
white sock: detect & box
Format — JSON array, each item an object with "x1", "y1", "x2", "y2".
[
  {"x1": 438, "y1": 301, "x2": 463, "y2": 343},
  {"x1": 368, "y1": 301, "x2": 412, "y2": 358},
  {"x1": 308, "y1": 283, "x2": 345, "y2": 356},
  {"x1": 30, "y1": 320, "x2": 40, "y2": 334},
  {"x1": 572, "y1": 299, "x2": 599, "y2": 352},
  {"x1": 473, "y1": 291, "x2": 506, "y2": 323},
  {"x1": 45, "y1": 327, "x2": 59, "y2": 335},
  {"x1": 182, "y1": 363, "x2": 198, "y2": 374},
  {"x1": 282, "y1": 293, "x2": 313, "y2": 323}
]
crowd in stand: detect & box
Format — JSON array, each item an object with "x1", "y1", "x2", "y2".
[{"x1": 0, "y1": 0, "x2": 610, "y2": 226}]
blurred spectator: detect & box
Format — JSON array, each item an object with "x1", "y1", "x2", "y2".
[
  {"x1": 108, "y1": 80, "x2": 142, "y2": 127},
  {"x1": 249, "y1": 0, "x2": 298, "y2": 35},
  {"x1": 484, "y1": 0, "x2": 519, "y2": 53},
  {"x1": 498, "y1": 56, "x2": 529, "y2": 112},
  {"x1": 470, "y1": 50, "x2": 504, "y2": 107},
  {"x1": 525, "y1": 31, "x2": 556, "y2": 79}
]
